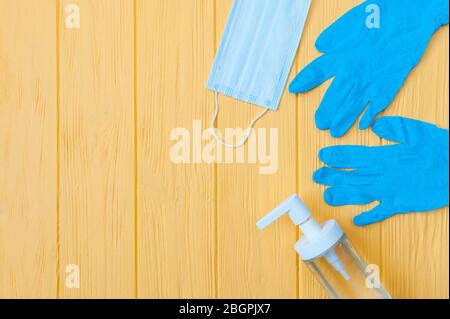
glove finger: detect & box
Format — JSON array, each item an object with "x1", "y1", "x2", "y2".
[
  {"x1": 359, "y1": 76, "x2": 408, "y2": 130},
  {"x1": 289, "y1": 55, "x2": 335, "y2": 93},
  {"x1": 315, "y1": 77, "x2": 355, "y2": 130},
  {"x1": 354, "y1": 203, "x2": 394, "y2": 226},
  {"x1": 359, "y1": 102, "x2": 389, "y2": 131},
  {"x1": 318, "y1": 145, "x2": 400, "y2": 168},
  {"x1": 330, "y1": 84, "x2": 370, "y2": 138},
  {"x1": 372, "y1": 116, "x2": 443, "y2": 145},
  {"x1": 324, "y1": 185, "x2": 377, "y2": 206},
  {"x1": 315, "y1": 2, "x2": 367, "y2": 52},
  {"x1": 313, "y1": 167, "x2": 381, "y2": 186}
]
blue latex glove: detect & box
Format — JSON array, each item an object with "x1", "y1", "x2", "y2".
[
  {"x1": 289, "y1": 0, "x2": 449, "y2": 137},
  {"x1": 313, "y1": 117, "x2": 449, "y2": 226}
]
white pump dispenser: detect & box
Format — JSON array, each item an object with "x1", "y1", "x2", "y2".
[{"x1": 257, "y1": 195, "x2": 350, "y2": 281}]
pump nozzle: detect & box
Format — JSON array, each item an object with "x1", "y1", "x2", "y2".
[
  {"x1": 258, "y1": 195, "x2": 350, "y2": 281},
  {"x1": 257, "y1": 195, "x2": 311, "y2": 229}
]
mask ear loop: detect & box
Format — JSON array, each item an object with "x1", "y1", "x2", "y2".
[{"x1": 211, "y1": 92, "x2": 270, "y2": 148}]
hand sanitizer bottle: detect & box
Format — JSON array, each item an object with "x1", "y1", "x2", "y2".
[{"x1": 257, "y1": 195, "x2": 391, "y2": 299}]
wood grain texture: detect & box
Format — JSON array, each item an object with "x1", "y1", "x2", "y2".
[
  {"x1": 0, "y1": 0, "x2": 447, "y2": 298},
  {"x1": 381, "y1": 19, "x2": 449, "y2": 299},
  {"x1": 137, "y1": 0, "x2": 216, "y2": 298},
  {"x1": 0, "y1": 0, "x2": 57, "y2": 298},
  {"x1": 58, "y1": 0, "x2": 135, "y2": 298},
  {"x1": 214, "y1": 0, "x2": 298, "y2": 299}
]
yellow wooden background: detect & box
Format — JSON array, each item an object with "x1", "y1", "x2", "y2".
[{"x1": 0, "y1": 0, "x2": 448, "y2": 299}]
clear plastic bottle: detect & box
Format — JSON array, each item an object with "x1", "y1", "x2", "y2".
[{"x1": 257, "y1": 195, "x2": 391, "y2": 299}]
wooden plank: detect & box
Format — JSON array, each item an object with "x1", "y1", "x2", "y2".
[
  {"x1": 137, "y1": 0, "x2": 216, "y2": 298},
  {"x1": 381, "y1": 24, "x2": 449, "y2": 299},
  {"x1": 0, "y1": 0, "x2": 57, "y2": 298},
  {"x1": 215, "y1": 0, "x2": 298, "y2": 298},
  {"x1": 296, "y1": 0, "x2": 382, "y2": 298},
  {"x1": 58, "y1": 0, "x2": 135, "y2": 298},
  {"x1": 0, "y1": 0, "x2": 446, "y2": 299}
]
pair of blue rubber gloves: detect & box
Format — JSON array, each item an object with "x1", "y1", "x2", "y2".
[{"x1": 289, "y1": 0, "x2": 449, "y2": 226}]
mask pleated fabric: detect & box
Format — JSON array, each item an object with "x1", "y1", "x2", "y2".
[{"x1": 207, "y1": 0, "x2": 311, "y2": 148}]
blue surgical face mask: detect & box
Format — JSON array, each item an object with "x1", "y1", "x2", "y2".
[{"x1": 207, "y1": 0, "x2": 311, "y2": 147}]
